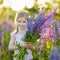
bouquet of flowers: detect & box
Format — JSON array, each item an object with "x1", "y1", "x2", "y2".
[{"x1": 13, "y1": 8, "x2": 57, "y2": 60}]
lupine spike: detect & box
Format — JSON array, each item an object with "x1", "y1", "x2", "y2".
[
  {"x1": 26, "y1": 14, "x2": 35, "y2": 35},
  {"x1": 34, "y1": 15, "x2": 54, "y2": 36},
  {"x1": 41, "y1": 15, "x2": 54, "y2": 28},
  {"x1": 50, "y1": 47, "x2": 57, "y2": 60},
  {"x1": 36, "y1": 8, "x2": 57, "y2": 30},
  {"x1": 32, "y1": 8, "x2": 46, "y2": 30},
  {"x1": 26, "y1": 29, "x2": 31, "y2": 36},
  {"x1": 27, "y1": 14, "x2": 35, "y2": 29}
]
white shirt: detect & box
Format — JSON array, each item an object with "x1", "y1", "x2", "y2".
[{"x1": 11, "y1": 30, "x2": 33, "y2": 60}]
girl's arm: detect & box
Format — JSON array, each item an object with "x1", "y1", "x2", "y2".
[{"x1": 8, "y1": 33, "x2": 18, "y2": 50}]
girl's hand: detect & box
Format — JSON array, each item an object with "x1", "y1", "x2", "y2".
[
  {"x1": 24, "y1": 42, "x2": 35, "y2": 51},
  {"x1": 28, "y1": 43, "x2": 35, "y2": 51}
]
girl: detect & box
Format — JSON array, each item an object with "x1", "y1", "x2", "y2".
[{"x1": 8, "y1": 11, "x2": 35, "y2": 60}]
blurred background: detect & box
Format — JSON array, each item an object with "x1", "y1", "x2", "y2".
[{"x1": 0, "y1": 0, "x2": 60, "y2": 24}]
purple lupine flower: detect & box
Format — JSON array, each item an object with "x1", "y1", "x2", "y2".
[
  {"x1": 32, "y1": 8, "x2": 46, "y2": 30},
  {"x1": 49, "y1": 27, "x2": 56, "y2": 39},
  {"x1": 27, "y1": 14, "x2": 35, "y2": 29},
  {"x1": 50, "y1": 47, "x2": 58, "y2": 60},
  {"x1": 49, "y1": 34, "x2": 56, "y2": 45},
  {"x1": 40, "y1": 25, "x2": 56, "y2": 46},
  {"x1": 41, "y1": 19, "x2": 57, "y2": 43},
  {"x1": 33, "y1": 28, "x2": 41, "y2": 36},
  {"x1": 37, "y1": 8, "x2": 57, "y2": 30},
  {"x1": 2, "y1": 21, "x2": 15, "y2": 33},
  {"x1": 26, "y1": 14, "x2": 35, "y2": 35},
  {"x1": 53, "y1": 53, "x2": 59, "y2": 60},
  {"x1": 6, "y1": 24, "x2": 14, "y2": 33},
  {"x1": 34, "y1": 15, "x2": 54, "y2": 36},
  {"x1": 3, "y1": 21, "x2": 8, "y2": 27},
  {"x1": 34, "y1": 8, "x2": 57, "y2": 36},
  {"x1": 41, "y1": 15, "x2": 55, "y2": 28},
  {"x1": 41, "y1": 28, "x2": 50, "y2": 39},
  {"x1": 26, "y1": 29, "x2": 31, "y2": 36},
  {"x1": 50, "y1": 53, "x2": 55, "y2": 60}
]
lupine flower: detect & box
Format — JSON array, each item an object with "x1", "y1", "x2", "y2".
[
  {"x1": 32, "y1": 8, "x2": 45, "y2": 30},
  {"x1": 26, "y1": 29, "x2": 31, "y2": 36},
  {"x1": 33, "y1": 8, "x2": 46, "y2": 36},
  {"x1": 26, "y1": 8, "x2": 57, "y2": 36},
  {"x1": 39, "y1": 16, "x2": 56, "y2": 38},
  {"x1": 26, "y1": 14, "x2": 35, "y2": 35},
  {"x1": 6, "y1": 24, "x2": 14, "y2": 33},
  {"x1": 27, "y1": 14, "x2": 35, "y2": 29},
  {"x1": 33, "y1": 28, "x2": 41, "y2": 36},
  {"x1": 2, "y1": 21, "x2": 14, "y2": 33},
  {"x1": 41, "y1": 28, "x2": 51, "y2": 39},
  {"x1": 34, "y1": 8, "x2": 57, "y2": 36},
  {"x1": 37, "y1": 8, "x2": 57, "y2": 30},
  {"x1": 41, "y1": 16, "x2": 55, "y2": 28},
  {"x1": 49, "y1": 27, "x2": 56, "y2": 40},
  {"x1": 3, "y1": 21, "x2": 8, "y2": 27},
  {"x1": 50, "y1": 47, "x2": 58, "y2": 60},
  {"x1": 41, "y1": 19, "x2": 57, "y2": 45},
  {"x1": 53, "y1": 53, "x2": 59, "y2": 60},
  {"x1": 40, "y1": 24, "x2": 56, "y2": 46}
]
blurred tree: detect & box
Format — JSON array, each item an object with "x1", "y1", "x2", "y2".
[
  {"x1": 0, "y1": 7, "x2": 16, "y2": 24},
  {"x1": 0, "y1": 0, "x2": 3, "y2": 4}
]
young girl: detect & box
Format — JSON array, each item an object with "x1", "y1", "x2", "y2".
[{"x1": 8, "y1": 11, "x2": 35, "y2": 60}]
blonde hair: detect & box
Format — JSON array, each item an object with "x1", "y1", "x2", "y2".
[
  {"x1": 15, "y1": 11, "x2": 28, "y2": 23},
  {"x1": 14, "y1": 11, "x2": 29, "y2": 34}
]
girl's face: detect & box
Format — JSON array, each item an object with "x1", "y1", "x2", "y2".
[{"x1": 16, "y1": 17, "x2": 27, "y2": 29}]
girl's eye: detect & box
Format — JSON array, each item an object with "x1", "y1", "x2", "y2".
[
  {"x1": 18, "y1": 21, "x2": 21, "y2": 23},
  {"x1": 23, "y1": 21, "x2": 26, "y2": 23}
]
